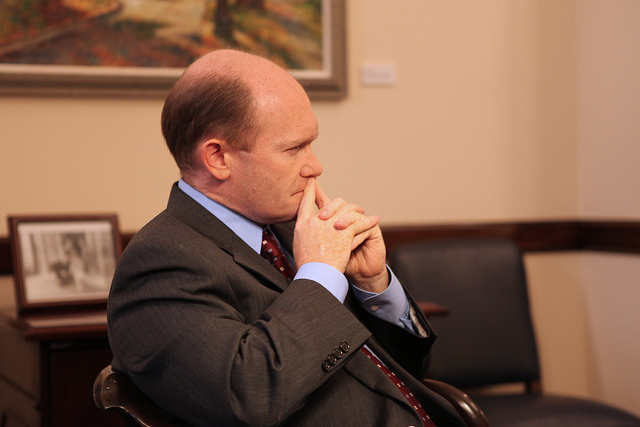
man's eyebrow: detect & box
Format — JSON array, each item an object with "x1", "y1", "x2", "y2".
[{"x1": 295, "y1": 130, "x2": 319, "y2": 146}]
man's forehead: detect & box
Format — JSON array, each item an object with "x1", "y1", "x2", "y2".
[{"x1": 187, "y1": 49, "x2": 295, "y2": 95}]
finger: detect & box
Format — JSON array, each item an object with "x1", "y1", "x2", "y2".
[
  {"x1": 314, "y1": 180, "x2": 331, "y2": 210},
  {"x1": 320, "y1": 198, "x2": 365, "y2": 222},
  {"x1": 351, "y1": 228, "x2": 372, "y2": 250},
  {"x1": 334, "y1": 209, "x2": 367, "y2": 230},
  {"x1": 350, "y1": 220, "x2": 380, "y2": 250},
  {"x1": 318, "y1": 197, "x2": 346, "y2": 220},
  {"x1": 350, "y1": 214, "x2": 379, "y2": 236},
  {"x1": 297, "y1": 178, "x2": 318, "y2": 221}
]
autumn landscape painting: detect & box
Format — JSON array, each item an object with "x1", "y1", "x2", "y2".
[{"x1": 0, "y1": 0, "x2": 324, "y2": 71}]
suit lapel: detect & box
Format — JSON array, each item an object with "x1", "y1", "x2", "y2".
[
  {"x1": 165, "y1": 183, "x2": 289, "y2": 292},
  {"x1": 342, "y1": 345, "x2": 406, "y2": 399},
  {"x1": 342, "y1": 340, "x2": 422, "y2": 418},
  {"x1": 344, "y1": 330, "x2": 459, "y2": 424},
  {"x1": 231, "y1": 238, "x2": 290, "y2": 291},
  {"x1": 340, "y1": 292, "x2": 433, "y2": 418}
]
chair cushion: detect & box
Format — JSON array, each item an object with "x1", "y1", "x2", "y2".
[{"x1": 472, "y1": 393, "x2": 640, "y2": 427}]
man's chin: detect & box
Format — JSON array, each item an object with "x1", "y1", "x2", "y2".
[
  {"x1": 269, "y1": 197, "x2": 302, "y2": 224},
  {"x1": 271, "y1": 208, "x2": 298, "y2": 224}
]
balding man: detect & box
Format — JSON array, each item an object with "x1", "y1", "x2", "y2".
[{"x1": 108, "y1": 49, "x2": 464, "y2": 427}]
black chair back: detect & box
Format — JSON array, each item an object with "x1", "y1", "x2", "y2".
[{"x1": 391, "y1": 238, "x2": 540, "y2": 388}]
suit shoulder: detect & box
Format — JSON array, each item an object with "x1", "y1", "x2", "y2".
[{"x1": 127, "y1": 211, "x2": 201, "y2": 248}]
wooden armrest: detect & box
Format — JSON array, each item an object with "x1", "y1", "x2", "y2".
[
  {"x1": 422, "y1": 378, "x2": 490, "y2": 427},
  {"x1": 94, "y1": 365, "x2": 183, "y2": 427},
  {"x1": 418, "y1": 301, "x2": 450, "y2": 317}
]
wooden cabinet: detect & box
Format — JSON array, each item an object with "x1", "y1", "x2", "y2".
[
  {"x1": 42, "y1": 338, "x2": 124, "y2": 426},
  {"x1": 0, "y1": 277, "x2": 125, "y2": 427}
]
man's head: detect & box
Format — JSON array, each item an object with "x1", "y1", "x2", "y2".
[
  {"x1": 162, "y1": 49, "x2": 323, "y2": 225},
  {"x1": 161, "y1": 51, "x2": 258, "y2": 172}
]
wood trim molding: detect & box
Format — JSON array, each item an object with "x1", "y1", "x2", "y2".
[
  {"x1": 1, "y1": 220, "x2": 639, "y2": 275},
  {"x1": 381, "y1": 220, "x2": 640, "y2": 255},
  {"x1": 380, "y1": 221, "x2": 582, "y2": 256},
  {"x1": 578, "y1": 221, "x2": 640, "y2": 254}
]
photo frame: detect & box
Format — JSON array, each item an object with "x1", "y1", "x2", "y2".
[
  {"x1": 0, "y1": 0, "x2": 346, "y2": 99},
  {"x1": 8, "y1": 214, "x2": 122, "y2": 316}
]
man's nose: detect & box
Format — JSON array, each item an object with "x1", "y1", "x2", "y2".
[{"x1": 301, "y1": 149, "x2": 323, "y2": 178}]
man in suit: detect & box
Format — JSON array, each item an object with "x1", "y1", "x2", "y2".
[{"x1": 108, "y1": 49, "x2": 465, "y2": 426}]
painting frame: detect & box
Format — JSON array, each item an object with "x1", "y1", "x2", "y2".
[
  {"x1": 0, "y1": 0, "x2": 346, "y2": 100},
  {"x1": 8, "y1": 214, "x2": 122, "y2": 317}
]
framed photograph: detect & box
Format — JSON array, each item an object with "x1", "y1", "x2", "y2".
[
  {"x1": 8, "y1": 214, "x2": 122, "y2": 316},
  {"x1": 0, "y1": 0, "x2": 346, "y2": 99}
]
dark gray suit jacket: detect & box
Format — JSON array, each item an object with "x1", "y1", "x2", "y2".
[{"x1": 108, "y1": 183, "x2": 465, "y2": 426}]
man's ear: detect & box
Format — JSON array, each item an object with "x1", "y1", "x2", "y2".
[{"x1": 200, "y1": 138, "x2": 231, "y2": 181}]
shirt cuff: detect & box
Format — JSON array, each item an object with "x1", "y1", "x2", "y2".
[
  {"x1": 294, "y1": 262, "x2": 349, "y2": 303},
  {"x1": 351, "y1": 267, "x2": 412, "y2": 324}
]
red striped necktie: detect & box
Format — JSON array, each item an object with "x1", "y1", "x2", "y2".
[
  {"x1": 261, "y1": 228, "x2": 296, "y2": 281},
  {"x1": 361, "y1": 347, "x2": 436, "y2": 427}
]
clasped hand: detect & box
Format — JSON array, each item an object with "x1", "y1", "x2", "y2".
[{"x1": 293, "y1": 178, "x2": 388, "y2": 293}]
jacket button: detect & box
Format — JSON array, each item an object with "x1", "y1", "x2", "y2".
[
  {"x1": 332, "y1": 348, "x2": 343, "y2": 359},
  {"x1": 327, "y1": 354, "x2": 338, "y2": 365},
  {"x1": 322, "y1": 360, "x2": 331, "y2": 372},
  {"x1": 339, "y1": 341, "x2": 350, "y2": 353}
]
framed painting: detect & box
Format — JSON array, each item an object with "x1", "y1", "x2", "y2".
[
  {"x1": 8, "y1": 214, "x2": 122, "y2": 316},
  {"x1": 0, "y1": 0, "x2": 346, "y2": 99}
]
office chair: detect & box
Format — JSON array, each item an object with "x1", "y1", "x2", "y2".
[
  {"x1": 390, "y1": 238, "x2": 640, "y2": 427},
  {"x1": 94, "y1": 365, "x2": 489, "y2": 426}
]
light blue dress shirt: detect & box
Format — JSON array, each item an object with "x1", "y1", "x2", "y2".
[{"x1": 178, "y1": 179, "x2": 414, "y2": 330}]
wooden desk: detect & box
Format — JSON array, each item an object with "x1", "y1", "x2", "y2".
[{"x1": 0, "y1": 276, "x2": 124, "y2": 427}]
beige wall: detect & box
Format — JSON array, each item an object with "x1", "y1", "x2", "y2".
[
  {"x1": 0, "y1": 0, "x2": 580, "y2": 233},
  {"x1": 1, "y1": 0, "x2": 639, "y2": 416},
  {"x1": 317, "y1": 0, "x2": 579, "y2": 224},
  {"x1": 575, "y1": 0, "x2": 640, "y2": 415}
]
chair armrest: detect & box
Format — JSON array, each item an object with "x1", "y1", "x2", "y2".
[
  {"x1": 422, "y1": 378, "x2": 490, "y2": 427},
  {"x1": 93, "y1": 365, "x2": 183, "y2": 427},
  {"x1": 418, "y1": 301, "x2": 450, "y2": 317}
]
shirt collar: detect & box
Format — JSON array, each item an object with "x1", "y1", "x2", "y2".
[{"x1": 177, "y1": 179, "x2": 263, "y2": 253}]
